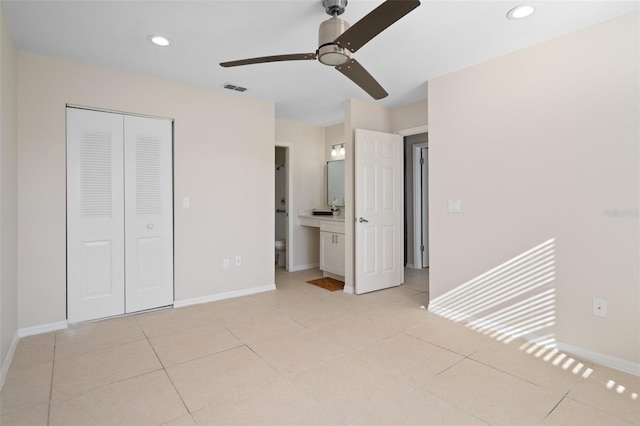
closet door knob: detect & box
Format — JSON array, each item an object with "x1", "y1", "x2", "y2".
[{"x1": 147, "y1": 223, "x2": 154, "y2": 230}]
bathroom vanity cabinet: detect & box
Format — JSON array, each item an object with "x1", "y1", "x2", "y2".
[
  {"x1": 319, "y1": 221, "x2": 345, "y2": 277},
  {"x1": 298, "y1": 213, "x2": 345, "y2": 279}
]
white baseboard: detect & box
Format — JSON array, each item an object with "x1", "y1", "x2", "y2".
[
  {"x1": 556, "y1": 341, "x2": 640, "y2": 376},
  {"x1": 343, "y1": 285, "x2": 354, "y2": 294},
  {"x1": 0, "y1": 332, "x2": 19, "y2": 390},
  {"x1": 322, "y1": 271, "x2": 345, "y2": 281},
  {"x1": 174, "y1": 283, "x2": 276, "y2": 308},
  {"x1": 18, "y1": 321, "x2": 68, "y2": 338},
  {"x1": 2, "y1": 321, "x2": 68, "y2": 390},
  {"x1": 288, "y1": 263, "x2": 319, "y2": 272},
  {"x1": 427, "y1": 306, "x2": 639, "y2": 377},
  {"x1": 406, "y1": 263, "x2": 415, "y2": 269}
]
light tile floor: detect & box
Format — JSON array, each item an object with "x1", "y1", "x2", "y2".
[{"x1": 1, "y1": 267, "x2": 638, "y2": 425}]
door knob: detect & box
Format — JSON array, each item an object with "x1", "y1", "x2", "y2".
[
  {"x1": 359, "y1": 217, "x2": 369, "y2": 223},
  {"x1": 147, "y1": 223, "x2": 154, "y2": 229}
]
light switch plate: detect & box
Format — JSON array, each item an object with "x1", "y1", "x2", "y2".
[
  {"x1": 448, "y1": 199, "x2": 461, "y2": 213},
  {"x1": 182, "y1": 197, "x2": 190, "y2": 209}
]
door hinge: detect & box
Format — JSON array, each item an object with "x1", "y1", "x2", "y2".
[
  {"x1": 420, "y1": 245, "x2": 425, "y2": 252},
  {"x1": 420, "y1": 158, "x2": 425, "y2": 165}
]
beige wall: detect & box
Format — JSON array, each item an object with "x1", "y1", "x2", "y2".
[
  {"x1": 0, "y1": 2, "x2": 18, "y2": 375},
  {"x1": 391, "y1": 100, "x2": 428, "y2": 133},
  {"x1": 17, "y1": 52, "x2": 275, "y2": 328},
  {"x1": 275, "y1": 119, "x2": 325, "y2": 270},
  {"x1": 428, "y1": 12, "x2": 639, "y2": 365}
]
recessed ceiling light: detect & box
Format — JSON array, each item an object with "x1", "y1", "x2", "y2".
[
  {"x1": 148, "y1": 35, "x2": 171, "y2": 47},
  {"x1": 507, "y1": 5, "x2": 535, "y2": 20}
]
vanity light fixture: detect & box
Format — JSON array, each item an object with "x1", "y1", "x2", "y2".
[
  {"x1": 331, "y1": 143, "x2": 345, "y2": 157},
  {"x1": 506, "y1": 5, "x2": 535, "y2": 19},
  {"x1": 148, "y1": 35, "x2": 172, "y2": 47}
]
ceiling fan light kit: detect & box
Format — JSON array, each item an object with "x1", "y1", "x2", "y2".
[
  {"x1": 318, "y1": 16, "x2": 351, "y2": 66},
  {"x1": 220, "y1": 0, "x2": 421, "y2": 100}
]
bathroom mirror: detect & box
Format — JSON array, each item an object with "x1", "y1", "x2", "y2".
[{"x1": 327, "y1": 160, "x2": 345, "y2": 207}]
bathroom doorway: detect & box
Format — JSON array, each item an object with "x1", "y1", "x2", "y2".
[{"x1": 274, "y1": 144, "x2": 292, "y2": 271}]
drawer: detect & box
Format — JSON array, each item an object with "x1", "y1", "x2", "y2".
[{"x1": 320, "y1": 221, "x2": 345, "y2": 234}]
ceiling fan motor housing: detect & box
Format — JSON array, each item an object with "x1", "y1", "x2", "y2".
[
  {"x1": 318, "y1": 17, "x2": 351, "y2": 66},
  {"x1": 322, "y1": 0, "x2": 348, "y2": 16}
]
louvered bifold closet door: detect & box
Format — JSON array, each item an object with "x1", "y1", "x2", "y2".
[
  {"x1": 124, "y1": 115, "x2": 173, "y2": 313},
  {"x1": 67, "y1": 108, "x2": 125, "y2": 323}
]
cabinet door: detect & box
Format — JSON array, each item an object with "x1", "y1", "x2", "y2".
[
  {"x1": 320, "y1": 231, "x2": 335, "y2": 273},
  {"x1": 335, "y1": 233, "x2": 346, "y2": 277}
]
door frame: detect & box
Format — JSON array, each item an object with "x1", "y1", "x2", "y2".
[
  {"x1": 275, "y1": 142, "x2": 294, "y2": 272},
  {"x1": 344, "y1": 125, "x2": 428, "y2": 294},
  {"x1": 395, "y1": 126, "x2": 429, "y2": 271},
  {"x1": 413, "y1": 142, "x2": 428, "y2": 269}
]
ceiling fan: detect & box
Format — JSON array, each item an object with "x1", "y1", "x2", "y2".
[{"x1": 220, "y1": 0, "x2": 421, "y2": 100}]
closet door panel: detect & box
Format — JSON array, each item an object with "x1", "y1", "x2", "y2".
[
  {"x1": 124, "y1": 115, "x2": 174, "y2": 313},
  {"x1": 67, "y1": 108, "x2": 125, "y2": 322}
]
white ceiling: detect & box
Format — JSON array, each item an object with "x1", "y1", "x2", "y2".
[{"x1": 3, "y1": 0, "x2": 638, "y2": 126}]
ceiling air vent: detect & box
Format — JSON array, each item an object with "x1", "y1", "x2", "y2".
[{"x1": 223, "y1": 83, "x2": 247, "y2": 92}]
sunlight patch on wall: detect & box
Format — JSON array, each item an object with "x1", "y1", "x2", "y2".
[{"x1": 430, "y1": 238, "x2": 556, "y2": 345}]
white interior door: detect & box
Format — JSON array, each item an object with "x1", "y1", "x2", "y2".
[
  {"x1": 67, "y1": 108, "x2": 125, "y2": 322},
  {"x1": 355, "y1": 129, "x2": 404, "y2": 294},
  {"x1": 124, "y1": 115, "x2": 174, "y2": 313}
]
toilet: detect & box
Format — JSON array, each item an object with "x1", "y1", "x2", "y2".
[{"x1": 275, "y1": 240, "x2": 286, "y2": 267}]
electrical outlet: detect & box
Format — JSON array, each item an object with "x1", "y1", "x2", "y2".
[
  {"x1": 593, "y1": 297, "x2": 607, "y2": 318},
  {"x1": 223, "y1": 258, "x2": 230, "y2": 269},
  {"x1": 234, "y1": 256, "x2": 242, "y2": 267}
]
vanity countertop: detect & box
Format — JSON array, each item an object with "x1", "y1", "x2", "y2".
[
  {"x1": 298, "y1": 214, "x2": 345, "y2": 222},
  {"x1": 298, "y1": 211, "x2": 345, "y2": 228}
]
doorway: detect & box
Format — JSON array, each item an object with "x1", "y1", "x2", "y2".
[
  {"x1": 274, "y1": 144, "x2": 292, "y2": 272},
  {"x1": 403, "y1": 132, "x2": 429, "y2": 269}
]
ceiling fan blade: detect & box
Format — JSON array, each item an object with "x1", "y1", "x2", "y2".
[
  {"x1": 220, "y1": 53, "x2": 317, "y2": 67},
  {"x1": 334, "y1": 0, "x2": 420, "y2": 53},
  {"x1": 335, "y1": 59, "x2": 388, "y2": 100}
]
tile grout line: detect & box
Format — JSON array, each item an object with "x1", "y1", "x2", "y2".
[
  {"x1": 46, "y1": 332, "x2": 58, "y2": 426},
  {"x1": 139, "y1": 322, "x2": 192, "y2": 416},
  {"x1": 540, "y1": 389, "x2": 571, "y2": 423},
  {"x1": 420, "y1": 387, "x2": 488, "y2": 426}
]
